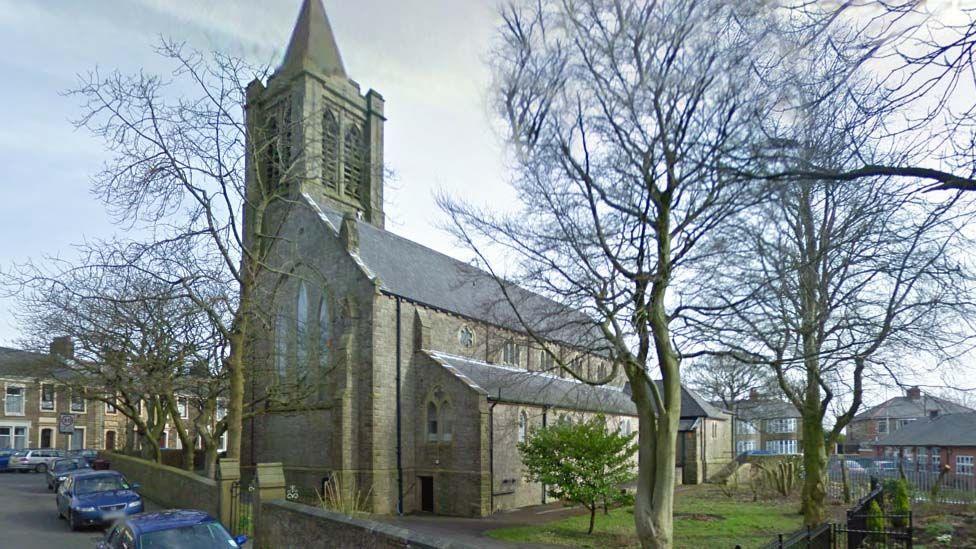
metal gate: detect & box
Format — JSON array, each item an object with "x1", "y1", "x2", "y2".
[{"x1": 229, "y1": 479, "x2": 255, "y2": 537}]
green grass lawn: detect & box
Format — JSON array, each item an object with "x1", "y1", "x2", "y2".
[{"x1": 486, "y1": 486, "x2": 803, "y2": 548}]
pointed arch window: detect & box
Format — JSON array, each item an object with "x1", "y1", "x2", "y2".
[
  {"x1": 518, "y1": 411, "x2": 527, "y2": 443},
  {"x1": 318, "y1": 292, "x2": 330, "y2": 371},
  {"x1": 322, "y1": 110, "x2": 340, "y2": 189},
  {"x1": 440, "y1": 401, "x2": 453, "y2": 442},
  {"x1": 343, "y1": 125, "x2": 364, "y2": 198},
  {"x1": 426, "y1": 402, "x2": 439, "y2": 442},
  {"x1": 265, "y1": 115, "x2": 280, "y2": 187},
  {"x1": 296, "y1": 282, "x2": 309, "y2": 381},
  {"x1": 274, "y1": 310, "x2": 288, "y2": 382}
]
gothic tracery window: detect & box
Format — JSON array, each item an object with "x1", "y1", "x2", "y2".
[
  {"x1": 426, "y1": 402, "x2": 438, "y2": 442},
  {"x1": 322, "y1": 110, "x2": 339, "y2": 189},
  {"x1": 296, "y1": 282, "x2": 309, "y2": 381},
  {"x1": 343, "y1": 125, "x2": 364, "y2": 198},
  {"x1": 274, "y1": 310, "x2": 288, "y2": 382},
  {"x1": 440, "y1": 401, "x2": 453, "y2": 442}
]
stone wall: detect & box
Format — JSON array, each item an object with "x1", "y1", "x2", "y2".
[
  {"x1": 101, "y1": 451, "x2": 219, "y2": 517},
  {"x1": 257, "y1": 500, "x2": 461, "y2": 549}
]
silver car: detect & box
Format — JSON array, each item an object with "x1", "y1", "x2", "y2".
[{"x1": 8, "y1": 449, "x2": 65, "y2": 473}]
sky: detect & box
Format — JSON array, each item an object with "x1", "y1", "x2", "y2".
[{"x1": 0, "y1": 0, "x2": 972, "y2": 411}]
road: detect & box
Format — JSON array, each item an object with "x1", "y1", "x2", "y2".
[{"x1": 0, "y1": 470, "x2": 159, "y2": 548}]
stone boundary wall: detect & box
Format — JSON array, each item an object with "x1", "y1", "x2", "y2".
[
  {"x1": 99, "y1": 451, "x2": 219, "y2": 517},
  {"x1": 258, "y1": 499, "x2": 473, "y2": 549}
]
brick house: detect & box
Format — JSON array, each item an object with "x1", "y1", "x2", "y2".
[
  {"x1": 845, "y1": 386, "x2": 974, "y2": 454},
  {"x1": 0, "y1": 339, "x2": 127, "y2": 452},
  {"x1": 241, "y1": 0, "x2": 733, "y2": 517},
  {"x1": 869, "y1": 412, "x2": 976, "y2": 477},
  {"x1": 722, "y1": 390, "x2": 803, "y2": 455}
]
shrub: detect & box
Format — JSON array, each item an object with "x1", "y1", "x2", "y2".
[
  {"x1": 891, "y1": 478, "x2": 911, "y2": 528},
  {"x1": 866, "y1": 499, "x2": 885, "y2": 544}
]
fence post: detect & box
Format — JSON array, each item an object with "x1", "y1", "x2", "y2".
[
  {"x1": 254, "y1": 462, "x2": 287, "y2": 546},
  {"x1": 216, "y1": 459, "x2": 240, "y2": 530}
]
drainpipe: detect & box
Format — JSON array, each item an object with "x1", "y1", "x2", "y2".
[
  {"x1": 541, "y1": 406, "x2": 549, "y2": 504},
  {"x1": 395, "y1": 298, "x2": 404, "y2": 515},
  {"x1": 489, "y1": 395, "x2": 499, "y2": 512}
]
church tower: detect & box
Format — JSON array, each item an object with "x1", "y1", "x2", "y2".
[{"x1": 245, "y1": 0, "x2": 385, "y2": 242}]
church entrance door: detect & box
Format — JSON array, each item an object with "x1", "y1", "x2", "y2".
[{"x1": 420, "y1": 476, "x2": 434, "y2": 512}]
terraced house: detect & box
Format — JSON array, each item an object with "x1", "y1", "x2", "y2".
[
  {"x1": 723, "y1": 390, "x2": 803, "y2": 456},
  {"x1": 0, "y1": 338, "x2": 127, "y2": 452},
  {"x1": 241, "y1": 0, "x2": 732, "y2": 517}
]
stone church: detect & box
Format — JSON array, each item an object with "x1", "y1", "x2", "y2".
[{"x1": 242, "y1": 0, "x2": 732, "y2": 517}]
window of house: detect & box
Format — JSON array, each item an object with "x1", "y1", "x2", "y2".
[
  {"x1": 622, "y1": 419, "x2": 632, "y2": 437},
  {"x1": 957, "y1": 455, "x2": 974, "y2": 476},
  {"x1": 441, "y1": 402, "x2": 453, "y2": 443},
  {"x1": 768, "y1": 418, "x2": 796, "y2": 434},
  {"x1": 159, "y1": 431, "x2": 168, "y2": 450},
  {"x1": 218, "y1": 431, "x2": 227, "y2": 453},
  {"x1": 931, "y1": 448, "x2": 942, "y2": 472},
  {"x1": 40, "y1": 384, "x2": 55, "y2": 412},
  {"x1": 736, "y1": 440, "x2": 756, "y2": 454},
  {"x1": 900, "y1": 419, "x2": 915, "y2": 427},
  {"x1": 216, "y1": 400, "x2": 227, "y2": 420},
  {"x1": 917, "y1": 447, "x2": 928, "y2": 466},
  {"x1": 275, "y1": 311, "x2": 288, "y2": 382},
  {"x1": 929, "y1": 410, "x2": 939, "y2": 418},
  {"x1": 765, "y1": 439, "x2": 798, "y2": 455},
  {"x1": 0, "y1": 426, "x2": 25, "y2": 449},
  {"x1": 501, "y1": 341, "x2": 521, "y2": 367},
  {"x1": 106, "y1": 393, "x2": 117, "y2": 415},
  {"x1": 177, "y1": 397, "x2": 188, "y2": 419},
  {"x1": 296, "y1": 282, "x2": 309, "y2": 381},
  {"x1": 70, "y1": 390, "x2": 85, "y2": 413},
  {"x1": 518, "y1": 411, "x2": 527, "y2": 443},
  {"x1": 736, "y1": 421, "x2": 758, "y2": 435},
  {"x1": 5, "y1": 385, "x2": 24, "y2": 415},
  {"x1": 426, "y1": 402, "x2": 438, "y2": 442},
  {"x1": 712, "y1": 423, "x2": 717, "y2": 438},
  {"x1": 70, "y1": 427, "x2": 85, "y2": 450},
  {"x1": 877, "y1": 419, "x2": 888, "y2": 434}
]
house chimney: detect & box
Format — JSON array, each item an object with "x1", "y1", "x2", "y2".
[
  {"x1": 49, "y1": 336, "x2": 74, "y2": 359},
  {"x1": 906, "y1": 386, "x2": 922, "y2": 400}
]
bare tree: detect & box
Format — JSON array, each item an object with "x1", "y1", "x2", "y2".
[
  {"x1": 441, "y1": 1, "x2": 786, "y2": 546},
  {"x1": 684, "y1": 356, "x2": 777, "y2": 410}
]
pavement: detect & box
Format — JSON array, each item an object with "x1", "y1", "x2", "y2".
[
  {"x1": 0, "y1": 469, "x2": 161, "y2": 548},
  {"x1": 378, "y1": 501, "x2": 588, "y2": 548}
]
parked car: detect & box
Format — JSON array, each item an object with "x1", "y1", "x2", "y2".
[
  {"x1": 46, "y1": 458, "x2": 91, "y2": 491},
  {"x1": 830, "y1": 459, "x2": 866, "y2": 474},
  {"x1": 67, "y1": 448, "x2": 99, "y2": 466},
  {"x1": 97, "y1": 509, "x2": 248, "y2": 549},
  {"x1": 0, "y1": 449, "x2": 16, "y2": 471},
  {"x1": 8, "y1": 449, "x2": 65, "y2": 473},
  {"x1": 56, "y1": 470, "x2": 143, "y2": 530}
]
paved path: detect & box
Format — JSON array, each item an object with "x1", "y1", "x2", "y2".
[{"x1": 0, "y1": 470, "x2": 161, "y2": 548}]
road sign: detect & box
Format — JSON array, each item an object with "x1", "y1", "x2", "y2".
[{"x1": 58, "y1": 413, "x2": 75, "y2": 434}]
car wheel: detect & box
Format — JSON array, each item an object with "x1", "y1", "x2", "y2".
[
  {"x1": 47, "y1": 483, "x2": 52, "y2": 491},
  {"x1": 68, "y1": 509, "x2": 80, "y2": 531},
  {"x1": 17, "y1": 469, "x2": 27, "y2": 474},
  {"x1": 36, "y1": 463, "x2": 47, "y2": 473}
]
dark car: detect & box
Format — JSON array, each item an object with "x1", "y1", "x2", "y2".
[
  {"x1": 67, "y1": 448, "x2": 99, "y2": 466},
  {"x1": 56, "y1": 470, "x2": 143, "y2": 530},
  {"x1": 46, "y1": 458, "x2": 91, "y2": 491},
  {"x1": 97, "y1": 509, "x2": 248, "y2": 549},
  {"x1": 0, "y1": 449, "x2": 16, "y2": 471}
]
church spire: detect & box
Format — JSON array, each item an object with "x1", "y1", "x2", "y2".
[{"x1": 278, "y1": 0, "x2": 346, "y2": 78}]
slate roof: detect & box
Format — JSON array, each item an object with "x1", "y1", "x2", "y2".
[
  {"x1": 868, "y1": 413, "x2": 976, "y2": 448},
  {"x1": 852, "y1": 393, "x2": 974, "y2": 421},
  {"x1": 0, "y1": 346, "x2": 65, "y2": 379},
  {"x1": 304, "y1": 194, "x2": 604, "y2": 346},
  {"x1": 427, "y1": 351, "x2": 636, "y2": 416}
]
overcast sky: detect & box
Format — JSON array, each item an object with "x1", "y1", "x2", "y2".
[{"x1": 0, "y1": 0, "x2": 971, "y2": 409}]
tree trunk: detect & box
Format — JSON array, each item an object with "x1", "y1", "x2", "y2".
[
  {"x1": 800, "y1": 406, "x2": 827, "y2": 525},
  {"x1": 204, "y1": 443, "x2": 219, "y2": 480},
  {"x1": 588, "y1": 503, "x2": 596, "y2": 534},
  {"x1": 841, "y1": 457, "x2": 851, "y2": 504},
  {"x1": 225, "y1": 324, "x2": 246, "y2": 461}
]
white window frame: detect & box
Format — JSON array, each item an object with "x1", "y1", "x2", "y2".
[
  {"x1": 70, "y1": 426, "x2": 85, "y2": 451},
  {"x1": 38, "y1": 426, "x2": 56, "y2": 449},
  {"x1": 177, "y1": 397, "x2": 189, "y2": 419},
  {"x1": 518, "y1": 411, "x2": 527, "y2": 443},
  {"x1": 957, "y1": 455, "x2": 974, "y2": 476},
  {"x1": 877, "y1": 419, "x2": 888, "y2": 434},
  {"x1": 40, "y1": 383, "x2": 56, "y2": 412},
  {"x1": 501, "y1": 340, "x2": 521, "y2": 367},
  {"x1": 69, "y1": 389, "x2": 86, "y2": 413},
  {"x1": 4, "y1": 383, "x2": 26, "y2": 416},
  {"x1": 736, "y1": 420, "x2": 758, "y2": 435},
  {"x1": 931, "y1": 448, "x2": 942, "y2": 472},
  {"x1": 737, "y1": 440, "x2": 756, "y2": 453},
  {"x1": 218, "y1": 431, "x2": 227, "y2": 453},
  {"x1": 105, "y1": 393, "x2": 117, "y2": 415},
  {"x1": 767, "y1": 418, "x2": 796, "y2": 434},
  {"x1": 159, "y1": 430, "x2": 169, "y2": 449}
]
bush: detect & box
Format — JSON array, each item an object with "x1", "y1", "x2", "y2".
[
  {"x1": 866, "y1": 500, "x2": 885, "y2": 543},
  {"x1": 890, "y1": 478, "x2": 911, "y2": 528}
]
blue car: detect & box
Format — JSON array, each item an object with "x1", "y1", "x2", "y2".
[
  {"x1": 0, "y1": 449, "x2": 15, "y2": 471},
  {"x1": 97, "y1": 509, "x2": 248, "y2": 548},
  {"x1": 56, "y1": 470, "x2": 143, "y2": 530}
]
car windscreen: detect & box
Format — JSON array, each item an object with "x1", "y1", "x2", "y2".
[
  {"x1": 53, "y1": 460, "x2": 83, "y2": 472},
  {"x1": 74, "y1": 475, "x2": 129, "y2": 494},
  {"x1": 0, "y1": 450, "x2": 12, "y2": 457},
  {"x1": 12, "y1": 451, "x2": 27, "y2": 457},
  {"x1": 137, "y1": 522, "x2": 235, "y2": 549}
]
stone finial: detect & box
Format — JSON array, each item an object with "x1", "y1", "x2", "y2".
[{"x1": 340, "y1": 212, "x2": 359, "y2": 253}]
